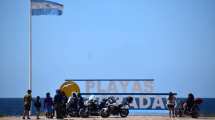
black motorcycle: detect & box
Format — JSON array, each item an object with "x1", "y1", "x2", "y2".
[{"x1": 100, "y1": 96, "x2": 133, "y2": 118}]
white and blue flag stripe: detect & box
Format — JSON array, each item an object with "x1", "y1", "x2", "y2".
[{"x1": 31, "y1": 0, "x2": 63, "y2": 16}]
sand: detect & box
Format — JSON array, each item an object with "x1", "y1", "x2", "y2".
[{"x1": 0, "y1": 116, "x2": 215, "y2": 120}]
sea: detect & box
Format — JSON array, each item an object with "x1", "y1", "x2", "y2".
[{"x1": 0, "y1": 98, "x2": 214, "y2": 116}]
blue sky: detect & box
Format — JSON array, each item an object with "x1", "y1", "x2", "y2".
[{"x1": 0, "y1": 0, "x2": 215, "y2": 98}]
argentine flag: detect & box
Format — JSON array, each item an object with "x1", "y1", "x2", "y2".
[{"x1": 31, "y1": 0, "x2": 64, "y2": 16}]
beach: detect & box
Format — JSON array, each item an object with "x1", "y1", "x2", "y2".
[{"x1": 0, "y1": 116, "x2": 215, "y2": 120}]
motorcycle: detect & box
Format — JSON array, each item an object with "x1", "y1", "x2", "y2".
[{"x1": 100, "y1": 96, "x2": 133, "y2": 118}]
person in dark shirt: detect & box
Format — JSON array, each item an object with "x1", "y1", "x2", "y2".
[
  {"x1": 23, "y1": 90, "x2": 32, "y2": 119},
  {"x1": 34, "y1": 96, "x2": 41, "y2": 119},
  {"x1": 61, "y1": 91, "x2": 68, "y2": 117},
  {"x1": 54, "y1": 89, "x2": 64, "y2": 119},
  {"x1": 44, "y1": 92, "x2": 54, "y2": 118},
  {"x1": 77, "y1": 93, "x2": 84, "y2": 109},
  {"x1": 185, "y1": 93, "x2": 195, "y2": 112}
]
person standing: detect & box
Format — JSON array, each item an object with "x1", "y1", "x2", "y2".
[
  {"x1": 44, "y1": 92, "x2": 54, "y2": 118},
  {"x1": 54, "y1": 89, "x2": 64, "y2": 119},
  {"x1": 61, "y1": 91, "x2": 68, "y2": 117},
  {"x1": 77, "y1": 93, "x2": 84, "y2": 109},
  {"x1": 23, "y1": 90, "x2": 32, "y2": 119},
  {"x1": 167, "y1": 92, "x2": 176, "y2": 118},
  {"x1": 34, "y1": 96, "x2": 41, "y2": 119}
]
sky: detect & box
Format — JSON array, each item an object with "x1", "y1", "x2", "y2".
[{"x1": 0, "y1": 0, "x2": 215, "y2": 98}]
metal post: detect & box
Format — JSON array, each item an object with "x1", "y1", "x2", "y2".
[
  {"x1": 29, "y1": 0, "x2": 32, "y2": 91},
  {"x1": 28, "y1": 0, "x2": 33, "y2": 116}
]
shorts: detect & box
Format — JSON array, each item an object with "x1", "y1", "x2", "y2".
[
  {"x1": 167, "y1": 104, "x2": 175, "y2": 109},
  {"x1": 45, "y1": 106, "x2": 53, "y2": 113}
]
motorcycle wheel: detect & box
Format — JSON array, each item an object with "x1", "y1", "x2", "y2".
[
  {"x1": 68, "y1": 111, "x2": 77, "y2": 117},
  {"x1": 120, "y1": 109, "x2": 129, "y2": 117},
  {"x1": 79, "y1": 108, "x2": 89, "y2": 118},
  {"x1": 101, "y1": 108, "x2": 110, "y2": 118}
]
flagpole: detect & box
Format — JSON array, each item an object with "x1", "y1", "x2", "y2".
[
  {"x1": 29, "y1": 0, "x2": 32, "y2": 91},
  {"x1": 28, "y1": 0, "x2": 63, "y2": 91}
]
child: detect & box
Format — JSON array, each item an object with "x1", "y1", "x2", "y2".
[
  {"x1": 34, "y1": 96, "x2": 41, "y2": 119},
  {"x1": 44, "y1": 92, "x2": 54, "y2": 118},
  {"x1": 167, "y1": 92, "x2": 176, "y2": 118}
]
